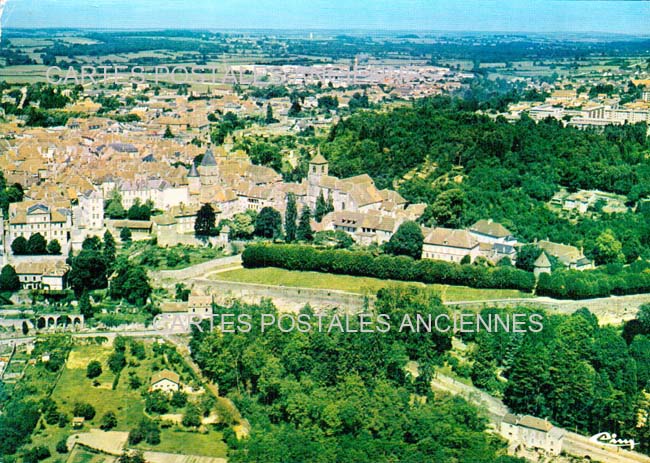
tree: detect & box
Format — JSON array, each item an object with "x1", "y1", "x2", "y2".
[
  {"x1": 314, "y1": 191, "x2": 329, "y2": 222},
  {"x1": 100, "y1": 411, "x2": 117, "y2": 430},
  {"x1": 68, "y1": 249, "x2": 108, "y2": 296},
  {"x1": 383, "y1": 221, "x2": 424, "y2": 259},
  {"x1": 22, "y1": 321, "x2": 29, "y2": 335},
  {"x1": 103, "y1": 231, "x2": 116, "y2": 270},
  {"x1": 498, "y1": 257, "x2": 513, "y2": 267},
  {"x1": 318, "y1": 95, "x2": 339, "y2": 111},
  {"x1": 593, "y1": 229, "x2": 625, "y2": 266},
  {"x1": 195, "y1": 203, "x2": 216, "y2": 237},
  {"x1": 313, "y1": 230, "x2": 354, "y2": 249},
  {"x1": 285, "y1": 193, "x2": 298, "y2": 243},
  {"x1": 145, "y1": 390, "x2": 170, "y2": 414},
  {"x1": 248, "y1": 143, "x2": 282, "y2": 171},
  {"x1": 175, "y1": 283, "x2": 190, "y2": 302},
  {"x1": 265, "y1": 103, "x2": 276, "y2": 124},
  {"x1": 120, "y1": 227, "x2": 132, "y2": 243},
  {"x1": 119, "y1": 451, "x2": 146, "y2": 463},
  {"x1": 515, "y1": 244, "x2": 542, "y2": 273},
  {"x1": 0, "y1": 265, "x2": 21, "y2": 291},
  {"x1": 108, "y1": 351, "x2": 126, "y2": 374},
  {"x1": 288, "y1": 100, "x2": 302, "y2": 117},
  {"x1": 228, "y1": 211, "x2": 256, "y2": 240},
  {"x1": 127, "y1": 198, "x2": 152, "y2": 221},
  {"x1": 297, "y1": 206, "x2": 313, "y2": 242},
  {"x1": 428, "y1": 189, "x2": 465, "y2": 228},
  {"x1": 72, "y1": 402, "x2": 96, "y2": 420},
  {"x1": 110, "y1": 263, "x2": 152, "y2": 306},
  {"x1": 170, "y1": 391, "x2": 188, "y2": 408},
  {"x1": 254, "y1": 207, "x2": 283, "y2": 239},
  {"x1": 47, "y1": 239, "x2": 61, "y2": 255},
  {"x1": 69, "y1": 291, "x2": 90, "y2": 322},
  {"x1": 11, "y1": 236, "x2": 28, "y2": 255},
  {"x1": 163, "y1": 125, "x2": 174, "y2": 138},
  {"x1": 105, "y1": 191, "x2": 127, "y2": 219},
  {"x1": 86, "y1": 360, "x2": 102, "y2": 379},
  {"x1": 637, "y1": 304, "x2": 650, "y2": 333},
  {"x1": 130, "y1": 419, "x2": 160, "y2": 445},
  {"x1": 82, "y1": 236, "x2": 103, "y2": 251},
  {"x1": 55, "y1": 438, "x2": 68, "y2": 454},
  {"x1": 182, "y1": 405, "x2": 202, "y2": 428}
]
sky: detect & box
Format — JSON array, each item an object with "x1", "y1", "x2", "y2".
[{"x1": 2, "y1": 0, "x2": 650, "y2": 34}]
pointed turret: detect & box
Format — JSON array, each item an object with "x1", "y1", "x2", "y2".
[
  {"x1": 201, "y1": 148, "x2": 217, "y2": 167},
  {"x1": 188, "y1": 163, "x2": 199, "y2": 178}
]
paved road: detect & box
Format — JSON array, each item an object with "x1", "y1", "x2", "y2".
[{"x1": 431, "y1": 372, "x2": 650, "y2": 463}]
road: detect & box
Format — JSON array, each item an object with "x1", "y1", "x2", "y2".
[{"x1": 431, "y1": 372, "x2": 650, "y2": 463}]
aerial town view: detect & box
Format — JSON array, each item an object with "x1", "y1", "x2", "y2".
[{"x1": 1, "y1": 1, "x2": 650, "y2": 462}]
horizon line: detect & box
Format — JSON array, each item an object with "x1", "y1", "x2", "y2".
[{"x1": 3, "y1": 27, "x2": 650, "y2": 37}]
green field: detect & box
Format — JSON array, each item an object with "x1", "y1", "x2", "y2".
[
  {"x1": 28, "y1": 342, "x2": 227, "y2": 461},
  {"x1": 138, "y1": 428, "x2": 227, "y2": 456},
  {"x1": 212, "y1": 267, "x2": 532, "y2": 301}
]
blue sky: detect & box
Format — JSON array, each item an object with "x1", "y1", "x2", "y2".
[{"x1": 2, "y1": 0, "x2": 650, "y2": 34}]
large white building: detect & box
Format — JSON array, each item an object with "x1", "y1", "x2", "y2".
[
  {"x1": 422, "y1": 227, "x2": 480, "y2": 263},
  {"x1": 101, "y1": 178, "x2": 190, "y2": 211},
  {"x1": 74, "y1": 189, "x2": 105, "y2": 231},
  {"x1": 7, "y1": 202, "x2": 72, "y2": 252}
]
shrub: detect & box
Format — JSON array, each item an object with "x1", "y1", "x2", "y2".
[
  {"x1": 72, "y1": 402, "x2": 96, "y2": 420},
  {"x1": 242, "y1": 244, "x2": 535, "y2": 292},
  {"x1": 86, "y1": 360, "x2": 102, "y2": 379}
]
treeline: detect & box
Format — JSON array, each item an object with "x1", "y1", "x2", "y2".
[
  {"x1": 323, "y1": 96, "x2": 650, "y2": 261},
  {"x1": 537, "y1": 261, "x2": 650, "y2": 299},
  {"x1": 242, "y1": 243, "x2": 535, "y2": 291},
  {"x1": 467, "y1": 306, "x2": 650, "y2": 450}
]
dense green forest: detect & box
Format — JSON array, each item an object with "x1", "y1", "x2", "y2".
[
  {"x1": 466, "y1": 306, "x2": 650, "y2": 452},
  {"x1": 190, "y1": 288, "x2": 524, "y2": 463},
  {"x1": 322, "y1": 97, "x2": 650, "y2": 262}
]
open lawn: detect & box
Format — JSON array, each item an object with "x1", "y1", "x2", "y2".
[
  {"x1": 211, "y1": 267, "x2": 532, "y2": 302},
  {"x1": 136, "y1": 429, "x2": 227, "y2": 457}
]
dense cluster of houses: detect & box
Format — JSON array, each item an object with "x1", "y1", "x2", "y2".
[
  {"x1": 505, "y1": 84, "x2": 650, "y2": 131},
  {"x1": 0, "y1": 77, "x2": 601, "y2": 292},
  {"x1": 0, "y1": 138, "x2": 596, "y2": 290}
]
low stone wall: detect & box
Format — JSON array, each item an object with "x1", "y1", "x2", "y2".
[
  {"x1": 180, "y1": 278, "x2": 650, "y2": 321},
  {"x1": 153, "y1": 255, "x2": 242, "y2": 281},
  {"x1": 445, "y1": 294, "x2": 650, "y2": 323},
  {"x1": 187, "y1": 278, "x2": 372, "y2": 312}
]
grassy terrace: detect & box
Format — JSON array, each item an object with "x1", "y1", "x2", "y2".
[{"x1": 211, "y1": 267, "x2": 532, "y2": 302}]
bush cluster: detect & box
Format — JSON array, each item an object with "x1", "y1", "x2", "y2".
[{"x1": 242, "y1": 244, "x2": 535, "y2": 292}]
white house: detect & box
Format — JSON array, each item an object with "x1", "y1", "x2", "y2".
[
  {"x1": 150, "y1": 369, "x2": 180, "y2": 394},
  {"x1": 75, "y1": 189, "x2": 105, "y2": 231},
  {"x1": 501, "y1": 414, "x2": 564, "y2": 456},
  {"x1": 422, "y1": 227, "x2": 480, "y2": 263},
  {"x1": 469, "y1": 219, "x2": 517, "y2": 245}
]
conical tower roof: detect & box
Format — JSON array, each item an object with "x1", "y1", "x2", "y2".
[
  {"x1": 310, "y1": 153, "x2": 328, "y2": 165},
  {"x1": 201, "y1": 148, "x2": 217, "y2": 167},
  {"x1": 188, "y1": 163, "x2": 199, "y2": 178},
  {"x1": 534, "y1": 252, "x2": 551, "y2": 268}
]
